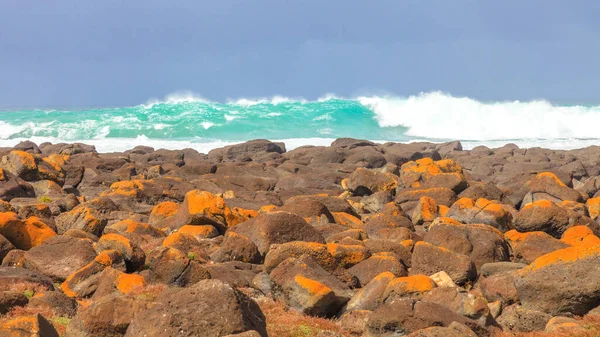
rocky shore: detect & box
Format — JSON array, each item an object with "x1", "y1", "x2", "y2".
[{"x1": 1, "y1": 138, "x2": 600, "y2": 336}]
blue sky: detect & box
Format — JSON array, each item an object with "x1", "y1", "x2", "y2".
[{"x1": 1, "y1": 1, "x2": 599, "y2": 107}]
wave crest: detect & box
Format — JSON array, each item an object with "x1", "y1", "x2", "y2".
[{"x1": 358, "y1": 91, "x2": 600, "y2": 140}]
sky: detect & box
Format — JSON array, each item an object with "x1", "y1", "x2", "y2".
[{"x1": 1, "y1": 1, "x2": 599, "y2": 107}]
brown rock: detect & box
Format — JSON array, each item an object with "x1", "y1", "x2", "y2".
[
  {"x1": 0, "y1": 314, "x2": 59, "y2": 337},
  {"x1": 55, "y1": 206, "x2": 108, "y2": 236},
  {"x1": 29, "y1": 291, "x2": 78, "y2": 317},
  {"x1": 348, "y1": 255, "x2": 407, "y2": 286},
  {"x1": 230, "y1": 211, "x2": 325, "y2": 256},
  {"x1": 514, "y1": 200, "x2": 572, "y2": 238},
  {"x1": 496, "y1": 304, "x2": 552, "y2": 333},
  {"x1": 146, "y1": 246, "x2": 210, "y2": 286},
  {"x1": 270, "y1": 255, "x2": 352, "y2": 317},
  {"x1": 23, "y1": 236, "x2": 96, "y2": 282},
  {"x1": 365, "y1": 299, "x2": 485, "y2": 337},
  {"x1": 346, "y1": 168, "x2": 399, "y2": 196},
  {"x1": 425, "y1": 218, "x2": 510, "y2": 269},
  {"x1": 124, "y1": 279, "x2": 267, "y2": 337},
  {"x1": 0, "y1": 213, "x2": 57, "y2": 250},
  {"x1": 504, "y1": 229, "x2": 569, "y2": 264},
  {"x1": 212, "y1": 231, "x2": 262, "y2": 264},
  {"x1": 96, "y1": 233, "x2": 145, "y2": 272},
  {"x1": 514, "y1": 244, "x2": 600, "y2": 315},
  {"x1": 66, "y1": 293, "x2": 151, "y2": 337},
  {"x1": 410, "y1": 241, "x2": 476, "y2": 285}
]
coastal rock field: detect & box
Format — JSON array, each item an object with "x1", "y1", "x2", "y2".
[{"x1": 1, "y1": 138, "x2": 600, "y2": 336}]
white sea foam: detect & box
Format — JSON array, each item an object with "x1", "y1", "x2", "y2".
[
  {"x1": 142, "y1": 91, "x2": 212, "y2": 108},
  {"x1": 224, "y1": 114, "x2": 237, "y2": 122},
  {"x1": 200, "y1": 122, "x2": 215, "y2": 130},
  {"x1": 358, "y1": 91, "x2": 600, "y2": 140},
  {"x1": 229, "y1": 96, "x2": 306, "y2": 107}
]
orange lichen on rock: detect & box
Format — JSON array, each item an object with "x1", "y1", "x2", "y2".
[
  {"x1": 535, "y1": 172, "x2": 567, "y2": 187},
  {"x1": 42, "y1": 154, "x2": 67, "y2": 172},
  {"x1": 326, "y1": 243, "x2": 370, "y2": 268},
  {"x1": 162, "y1": 232, "x2": 197, "y2": 248},
  {"x1": 0, "y1": 168, "x2": 5, "y2": 181},
  {"x1": 226, "y1": 207, "x2": 258, "y2": 227},
  {"x1": 523, "y1": 244, "x2": 600, "y2": 272},
  {"x1": 505, "y1": 229, "x2": 538, "y2": 243},
  {"x1": 114, "y1": 273, "x2": 146, "y2": 295},
  {"x1": 0, "y1": 213, "x2": 57, "y2": 250},
  {"x1": 178, "y1": 224, "x2": 219, "y2": 239},
  {"x1": 411, "y1": 196, "x2": 438, "y2": 225},
  {"x1": 294, "y1": 275, "x2": 331, "y2": 297},
  {"x1": 151, "y1": 201, "x2": 180, "y2": 218},
  {"x1": 384, "y1": 274, "x2": 436, "y2": 298},
  {"x1": 586, "y1": 197, "x2": 600, "y2": 219},
  {"x1": 260, "y1": 205, "x2": 278, "y2": 213},
  {"x1": 12, "y1": 150, "x2": 37, "y2": 169},
  {"x1": 103, "y1": 180, "x2": 145, "y2": 198},
  {"x1": 332, "y1": 212, "x2": 363, "y2": 229},
  {"x1": 435, "y1": 159, "x2": 463, "y2": 173},
  {"x1": 438, "y1": 205, "x2": 449, "y2": 217},
  {"x1": 429, "y1": 217, "x2": 463, "y2": 229},
  {"x1": 561, "y1": 225, "x2": 600, "y2": 248},
  {"x1": 0, "y1": 314, "x2": 56, "y2": 335},
  {"x1": 400, "y1": 158, "x2": 463, "y2": 188},
  {"x1": 185, "y1": 190, "x2": 227, "y2": 217},
  {"x1": 521, "y1": 199, "x2": 555, "y2": 210}
]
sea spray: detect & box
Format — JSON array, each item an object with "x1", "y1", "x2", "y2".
[{"x1": 1, "y1": 91, "x2": 600, "y2": 152}]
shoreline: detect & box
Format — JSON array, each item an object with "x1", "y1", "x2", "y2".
[
  {"x1": 1, "y1": 137, "x2": 600, "y2": 335},
  {"x1": 2, "y1": 136, "x2": 600, "y2": 154}
]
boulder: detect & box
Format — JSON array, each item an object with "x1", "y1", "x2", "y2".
[
  {"x1": 125, "y1": 279, "x2": 267, "y2": 337},
  {"x1": 400, "y1": 158, "x2": 467, "y2": 193},
  {"x1": 424, "y1": 218, "x2": 510, "y2": 269},
  {"x1": 395, "y1": 188, "x2": 457, "y2": 214},
  {"x1": 66, "y1": 293, "x2": 151, "y2": 337},
  {"x1": 54, "y1": 206, "x2": 108, "y2": 236},
  {"x1": 0, "y1": 314, "x2": 60, "y2": 337},
  {"x1": 0, "y1": 213, "x2": 57, "y2": 250},
  {"x1": 410, "y1": 241, "x2": 476, "y2": 285},
  {"x1": 346, "y1": 168, "x2": 399, "y2": 196},
  {"x1": 230, "y1": 212, "x2": 325, "y2": 256},
  {"x1": 446, "y1": 198, "x2": 513, "y2": 232},
  {"x1": 504, "y1": 230, "x2": 569, "y2": 264},
  {"x1": 365, "y1": 299, "x2": 485, "y2": 337},
  {"x1": 514, "y1": 244, "x2": 600, "y2": 315},
  {"x1": 496, "y1": 304, "x2": 552, "y2": 333},
  {"x1": 212, "y1": 231, "x2": 262, "y2": 264},
  {"x1": 23, "y1": 236, "x2": 97, "y2": 281},
  {"x1": 29, "y1": 291, "x2": 78, "y2": 318},
  {"x1": 524, "y1": 172, "x2": 585, "y2": 204},
  {"x1": 514, "y1": 200, "x2": 572, "y2": 238},
  {"x1": 270, "y1": 255, "x2": 352, "y2": 317},
  {"x1": 348, "y1": 254, "x2": 407, "y2": 286},
  {"x1": 95, "y1": 233, "x2": 145, "y2": 272}
]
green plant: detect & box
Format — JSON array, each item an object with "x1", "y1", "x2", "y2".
[
  {"x1": 187, "y1": 252, "x2": 196, "y2": 260},
  {"x1": 51, "y1": 316, "x2": 71, "y2": 326},
  {"x1": 23, "y1": 290, "x2": 34, "y2": 299},
  {"x1": 39, "y1": 196, "x2": 53, "y2": 203},
  {"x1": 295, "y1": 325, "x2": 313, "y2": 337}
]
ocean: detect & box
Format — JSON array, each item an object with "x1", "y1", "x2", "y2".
[{"x1": 1, "y1": 91, "x2": 599, "y2": 153}]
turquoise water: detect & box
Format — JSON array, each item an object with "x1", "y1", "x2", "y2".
[
  {"x1": 1, "y1": 92, "x2": 600, "y2": 152},
  {"x1": 0, "y1": 98, "x2": 408, "y2": 142}
]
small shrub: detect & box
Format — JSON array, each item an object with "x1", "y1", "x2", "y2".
[
  {"x1": 23, "y1": 290, "x2": 34, "y2": 299},
  {"x1": 257, "y1": 298, "x2": 350, "y2": 337},
  {"x1": 187, "y1": 252, "x2": 196, "y2": 260},
  {"x1": 39, "y1": 196, "x2": 53, "y2": 203},
  {"x1": 0, "y1": 281, "x2": 49, "y2": 295}
]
